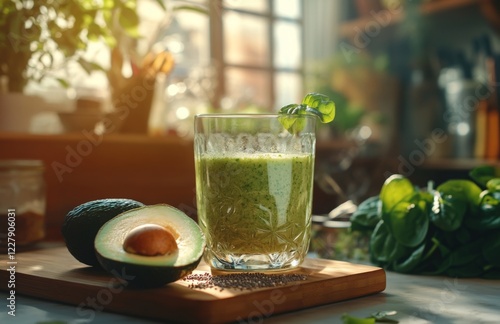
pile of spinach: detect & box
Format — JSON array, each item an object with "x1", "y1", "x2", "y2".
[{"x1": 350, "y1": 166, "x2": 500, "y2": 278}]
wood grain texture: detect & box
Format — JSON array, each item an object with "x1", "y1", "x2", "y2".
[{"x1": 0, "y1": 246, "x2": 386, "y2": 323}]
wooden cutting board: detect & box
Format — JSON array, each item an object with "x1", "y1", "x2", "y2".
[{"x1": 0, "y1": 245, "x2": 386, "y2": 323}]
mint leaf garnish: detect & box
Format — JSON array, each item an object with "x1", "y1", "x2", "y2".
[{"x1": 278, "y1": 92, "x2": 335, "y2": 133}]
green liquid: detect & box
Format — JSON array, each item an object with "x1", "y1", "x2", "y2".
[{"x1": 195, "y1": 153, "x2": 314, "y2": 257}]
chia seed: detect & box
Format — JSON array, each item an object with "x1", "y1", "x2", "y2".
[{"x1": 183, "y1": 272, "x2": 308, "y2": 291}]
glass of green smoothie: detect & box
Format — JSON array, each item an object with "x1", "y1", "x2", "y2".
[{"x1": 194, "y1": 114, "x2": 316, "y2": 270}]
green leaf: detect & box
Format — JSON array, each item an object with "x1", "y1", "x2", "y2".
[
  {"x1": 277, "y1": 110, "x2": 309, "y2": 134},
  {"x1": 101, "y1": 33, "x2": 117, "y2": 48},
  {"x1": 454, "y1": 226, "x2": 472, "y2": 244},
  {"x1": 392, "y1": 243, "x2": 426, "y2": 273},
  {"x1": 385, "y1": 194, "x2": 429, "y2": 247},
  {"x1": 443, "y1": 239, "x2": 483, "y2": 267},
  {"x1": 379, "y1": 175, "x2": 415, "y2": 217},
  {"x1": 437, "y1": 179, "x2": 482, "y2": 209},
  {"x1": 486, "y1": 178, "x2": 500, "y2": 193},
  {"x1": 80, "y1": 0, "x2": 101, "y2": 10},
  {"x1": 341, "y1": 311, "x2": 399, "y2": 324},
  {"x1": 469, "y1": 165, "x2": 500, "y2": 188},
  {"x1": 422, "y1": 243, "x2": 453, "y2": 275},
  {"x1": 278, "y1": 93, "x2": 335, "y2": 133},
  {"x1": 482, "y1": 267, "x2": 500, "y2": 279},
  {"x1": 341, "y1": 314, "x2": 376, "y2": 324},
  {"x1": 301, "y1": 92, "x2": 336, "y2": 123},
  {"x1": 430, "y1": 190, "x2": 467, "y2": 231},
  {"x1": 77, "y1": 57, "x2": 106, "y2": 74},
  {"x1": 371, "y1": 310, "x2": 399, "y2": 323},
  {"x1": 102, "y1": 0, "x2": 116, "y2": 9},
  {"x1": 118, "y1": 6, "x2": 140, "y2": 38},
  {"x1": 87, "y1": 22, "x2": 105, "y2": 41},
  {"x1": 446, "y1": 261, "x2": 485, "y2": 278},
  {"x1": 465, "y1": 191, "x2": 500, "y2": 230},
  {"x1": 370, "y1": 220, "x2": 409, "y2": 263},
  {"x1": 482, "y1": 231, "x2": 500, "y2": 267},
  {"x1": 350, "y1": 196, "x2": 381, "y2": 231},
  {"x1": 55, "y1": 78, "x2": 70, "y2": 88}
]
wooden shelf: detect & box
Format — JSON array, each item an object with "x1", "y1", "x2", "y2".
[
  {"x1": 339, "y1": 0, "x2": 481, "y2": 39},
  {"x1": 420, "y1": 157, "x2": 500, "y2": 170},
  {"x1": 316, "y1": 138, "x2": 357, "y2": 151},
  {"x1": 420, "y1": 0, "x2": 480, "y2": 14}
]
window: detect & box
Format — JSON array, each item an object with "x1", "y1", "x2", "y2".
[
  {"x1": 208, "y1": 0, "x2": 304, "y2": 111},
  {"x1": 24, "y1": 0, "x2": 307, "y2": 124}
]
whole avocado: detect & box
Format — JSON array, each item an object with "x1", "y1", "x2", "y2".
[{"x1": 62, "y1": 198, "x2": 144, "y2": 267}]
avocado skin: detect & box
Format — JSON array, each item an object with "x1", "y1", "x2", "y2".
[
  {"x1": 62, "y1": 199, "x2": 144, "y2": 267},
  {"x1": 96, "y1": 252, "x2": 202, "y2": 288}
]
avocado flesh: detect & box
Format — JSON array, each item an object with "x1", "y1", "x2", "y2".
[
  {"x1": 94, "y1": 204, "x2": 205, "y2": 288},
  {"x1": 62, "y1": 198, "x2": 144, "y2": 267}
]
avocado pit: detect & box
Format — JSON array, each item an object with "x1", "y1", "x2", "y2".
[{"x1": 123, "y1": 224, "x2": 178, "y2": 256}]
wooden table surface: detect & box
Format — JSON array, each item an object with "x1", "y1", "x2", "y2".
[{"x1": 1, "y1": 248, "x2": 499, "y2": 324}]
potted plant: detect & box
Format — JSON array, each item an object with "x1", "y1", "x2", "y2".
[
  {"x1": 0, "y1": 0, "x2": 205, "y2": 133},
  {"x1": 1, "y1": 0, "x2": 150, "y2": 91},
  {"x1": 0, "y1": 0, "x2": 142, "y2": 131}
]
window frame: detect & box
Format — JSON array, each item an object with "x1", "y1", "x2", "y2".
[{"x1": 208, "y1": 0, "x2": 304, "y2": 111}]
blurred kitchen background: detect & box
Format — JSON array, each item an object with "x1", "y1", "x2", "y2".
[{"x1": 1, "y1": 0, "x2": 500, "y2": 239}]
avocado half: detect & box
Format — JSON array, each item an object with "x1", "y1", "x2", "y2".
[
  {"x1": 62, "y1": 198, "x2": 145, "y2": 267},
  {"x1": 94, "y1": 204, "x2": 205, "y2": 288}
]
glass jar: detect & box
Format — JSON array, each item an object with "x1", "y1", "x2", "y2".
[{"x1": 0, "y1": 160, "x2": 46, "y2": 251}]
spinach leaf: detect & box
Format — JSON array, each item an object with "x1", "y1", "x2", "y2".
[
  {"x1": 430, "y1": 190, "x2": 467, "y2": 231},
  {"x1": 487, "y1": 178, "x2": 500, "y2": 192},
  {"x1": 384, "y1": 193, "x2": 429, "y2": 248},
  {"x1": 469, "y1": 165, "x2": 500, "y2": 188},
  {"x1": 371, "y1": 310, "x2": 399, "y2": 323},
  {"x1": 465, "y1": 191, "x2": 500, "y2": 230},
  {"x1": 482, "y1": 267, "x2": 500, "y2": 279},
  {"x1": 341, "y1": 311, "x2": 399, "y2": 324},
  {"x1": 442, "y1": 239, "x2": 483, "y2": 267},
  {"x1": 350, "y1": 168, "x2": 499, "y2": 279},
  {"x1": 392, "y1": 243, "x2": 426, "y2": 273},
  {"x1": 422, "y1": 251, "x2": 453, "y2": 275},
  {"x1": 370, "y1": 220, "x2": 409, "y2": 263},
  {"x1": 278, "y1": 92, "x2": 335, "y2": 133},
  {"x1": 436, "y1": 179, "x2": 482, "y2": 208},
  {"x1": 446, "y1": 260, "x2": 485, "y2": 278},
  {"x1": 351, "y1": 196, "x2": 381, "y2": 232},
  {"x1": 380, "y1": 175, "x2": 415, "y2": 217},
  {"x1": 482, "y1": 231, "x2": 500, "y2": 267},
  {"x1": 454, "y1": 226, "x2": 473, "y2": 244},
  {"x1": 486, "y1": 178, "x2": 500, "y2": 200},
  {"x1": 341, "y1": 314, "x2": 376, "y2": 324},
  {"x1": 415, "y1": 237, "x2": 453, "y2": 275}
]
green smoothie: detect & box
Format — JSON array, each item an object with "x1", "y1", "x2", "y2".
[{"x1": 195, "y1": 152, "x2": 314, "y2": 258}]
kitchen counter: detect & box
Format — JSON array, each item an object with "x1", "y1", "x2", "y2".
[{"x1": 2, "y1": 264, "x2": 499, "y2": 323}]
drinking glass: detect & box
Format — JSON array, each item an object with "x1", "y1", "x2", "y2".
[{"x1": 194, "y1": 114, "x2": 316, "y2": 270}]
